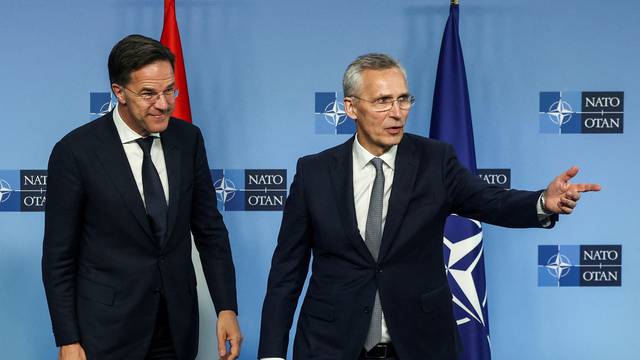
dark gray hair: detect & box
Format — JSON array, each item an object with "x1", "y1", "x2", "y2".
[
  {"x1": 342, "y1": 53, "x2": 407, "y2": 97},
  {"x1": 108, "y1": 34, "x2": 175, "y2": 86}
]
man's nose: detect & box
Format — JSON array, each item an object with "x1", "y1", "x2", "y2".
[
  {"x1": 388, "y1": 100, "x2": 402, "y2": 118},
  {"x1": 154, "y1": 94, "x2": 169, "y2": 110}
]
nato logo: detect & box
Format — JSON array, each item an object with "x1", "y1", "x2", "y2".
[
  {"x1": 477, "y1": 169, "x2": 510, "y2": 189},
  {"x1": 211, "y1": 169, "x2": 287, "y2": 211},
  {"x1": 538, "y1": 245, "x2": 622, "y2": 287},
  {"x1": 0, "y1": 170, "x2": 47, "y2": 212},
  {"x1": 314, "y1": 92, "x2": 356, "y2": 134},
  {"x1": 90, "y1": 92, "x2": 117, "y2": 120},
  {"x1": 443, "y1": 215, "x2": 491, "y2": 352},
  {"x1": 539, "y1": 91, "x2": 623, "y2": 134}
]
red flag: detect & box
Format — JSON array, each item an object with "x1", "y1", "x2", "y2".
[{"x1": 161, "y1": 0, "x2": 192, "y2": 123}]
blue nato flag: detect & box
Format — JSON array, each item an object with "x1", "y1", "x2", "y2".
[{"x1": 429, "y1": 3, "x2": 492, "y2": 360}]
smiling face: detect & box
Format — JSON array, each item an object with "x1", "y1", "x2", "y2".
[
  {"x1": 112, "y1": 60, "x2": 175, "y2": 136},
  {"x1": 344, "y1": 67, "x2": 410, "y2": 156}
]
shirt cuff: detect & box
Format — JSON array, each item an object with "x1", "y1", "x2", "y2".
[{"x1": 537, "y1": 193, "x2": 553, "y2": 227}]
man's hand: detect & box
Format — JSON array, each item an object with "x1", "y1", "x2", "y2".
[
  {"x1": 59, "y1": 343, "x2": 86, "y2": 360},
  {"x1": 217, "y1": 310, "x2": 242, "y2": 360},
  {"x1": 544, "y1": 166, "x2": 601, "y2": 214}
]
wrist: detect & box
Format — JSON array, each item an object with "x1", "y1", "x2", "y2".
[
  {"x1": 218, "y1": 309, "x2": 238, "y2": 316},
  {"x1": 61, "y1": 342, "x2": 81, "y2": 348},
  {"x1": 539, "y1": 192, "x2": 553, "y2": 214}
]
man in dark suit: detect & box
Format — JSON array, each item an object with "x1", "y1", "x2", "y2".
[
  {"x1": 258, "y1": 53, "x2": 600, "y2": 360},
  {"x1": 43, "y1": 35, "x2": 242, "y2": 360}
]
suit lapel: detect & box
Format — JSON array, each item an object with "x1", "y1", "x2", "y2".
[
  {"x1": 160, "y1": 121, "x2": 181, "y2": 246},
  {"x1": 329, "y1": 137, "x2": 376, "y2": 263},
  {"x1": 379, "y1": 136, "x2": 419, "y2": 261},
  {"x1": 93, "y1": 113, "x2": 154, "y2": 241}
]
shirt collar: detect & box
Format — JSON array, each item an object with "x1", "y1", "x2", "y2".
[
  {"x1": 352, "y1": 133, "x2": 397, "y2": 171},
  {"x1": 112, "y1": 103, "x2": 160, "y2": 144}
]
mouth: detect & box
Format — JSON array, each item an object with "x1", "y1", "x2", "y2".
[
  {"x1": 149, "y1": 113, "x2": 168, "y2": 121},
  {"x1": 385, "y1": 126, "x2": 404, "y2": 135}
]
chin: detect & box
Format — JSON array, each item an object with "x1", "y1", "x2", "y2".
[
  {"x1": 146, "y1": 123, "x2": 169, "y2": 134},
  {"x1": 387, "y1": 133, "x2": 404, "y2": 145}
]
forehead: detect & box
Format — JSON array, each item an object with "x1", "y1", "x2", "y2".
[
  {"x1": 359, "y1": 68, "x2": 407, "y2": 96},
  {"x1": 128, "y1": 60, "x2": 175, "y2": 89}
]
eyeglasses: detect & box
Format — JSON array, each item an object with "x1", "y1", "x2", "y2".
[
  {"x1": 352, "y1": 95, "x2": 416, "y2": 112},
  {"x1": 121, "y1": 86, "x2": 179, "y2": 103}
]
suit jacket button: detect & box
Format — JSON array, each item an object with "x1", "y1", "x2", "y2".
[
  {"x1": 363, "y1": 306, "x2": 370, "y2": 314},
  {"x1": 153, "y1": 288, "x2": 162, "y2": 294}
]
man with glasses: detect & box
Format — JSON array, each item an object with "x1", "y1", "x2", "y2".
[
  {"x1": 43, "y1": 34, "x2": 242, "y2": 360},
  {"x1": 258, "y1": 53, "x2": 599, "y2": 360}
]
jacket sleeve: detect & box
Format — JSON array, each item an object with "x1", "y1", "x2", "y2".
[
  {"x1": 443, "y1": 143, "x2": 557, "y2": 228},
  {"x1": 42, "y1": 140, "x2": 84, "y2": 346},
  {"x1": 258, "y1": 158, "x2": 312, "y2": 358},
  {"x1": 190, "y1": 128, "x2": 238, "y2": 314}
]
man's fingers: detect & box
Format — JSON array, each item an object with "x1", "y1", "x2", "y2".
[
  {"x1": 572, "y1": 183, "x2": 602, "y2": 193},
  {"x1": 217, "y1": 330, "x2": 227, "y2": 357},
  {"x1": 560, "y1": 197, "x2": 576, "y2": 209},
  {"x1": 565, "y1": 191, "x2": 581, "y2": 202},
  {"x1": 557, "y1": 201, "x2": 573, "y2": 214},
  {"x1": 547, "y1": 167, "x2": 599, "y2": 216},
  {"x1": 219, "y1": 337, "x2": 241, "y2": 360},
  {"x1": 229, "y1": 336, "x2": 242, "y2": 359},
  {"x1": 559, "y1": 166, "x2": 579, "y2": 182}
]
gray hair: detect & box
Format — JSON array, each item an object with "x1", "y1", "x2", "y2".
[{"x1": 342, "y1": 53, "x2": 407, "y2": 97}]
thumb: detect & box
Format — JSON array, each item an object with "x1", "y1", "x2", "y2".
[
  {"x1": 217, "y1": 328, "x2": 227, "y2": 357},
  {"x1": 560, "y1": 166, "x2": 579, "y2": 182}
]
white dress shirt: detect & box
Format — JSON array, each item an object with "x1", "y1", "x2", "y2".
[{"x1": 112, "y1": 104, "x2": 169, "y2": 206}]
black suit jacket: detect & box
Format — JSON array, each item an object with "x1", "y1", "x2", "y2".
[
  {"x1": 258, "y1": 134, "x2": 554, "y2": 360},
  {"x1": 42, "y1": 112, "x2": 237, "y2": 359}
]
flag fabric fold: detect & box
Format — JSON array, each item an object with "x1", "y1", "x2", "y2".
[
  {"x1": 161, "y1": 0, "x2": 192, "y2": 123},
  {"x1": 429, "y1": 4, "x2": 492, "y2": 360}
]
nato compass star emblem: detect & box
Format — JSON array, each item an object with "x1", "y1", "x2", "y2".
[
  {"x1": 0, "y1": 179, "x2": 13, "y2": 203},
  {"x1": 323, "y1": 100, "x2": 348, "y2": 127},
  {"x1": 443, "y1": 215, "x2": 490, "y2": 344},
  {"x1": 537, "y1": 245, "x2": 581, "y2": 287},
  {"x1": 546, "y1": 99, "x2": 574, "y2": 133},
  {"x1": 545, "y1": 253, "x2": 572, "y2": 280},
  {"x1": 214, "y1": 177, "x2": 237, "y2": 203},
  {"x1": 314, "y1": 92, "x2": 355, "y2": 134}
]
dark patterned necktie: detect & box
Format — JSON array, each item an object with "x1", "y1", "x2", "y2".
[
  {"x1": 136, "y1": 137, "x2": 168, "y2": 247},
  {"x1": 364, "y1": 157, "x2": 384, "y2": 350}
]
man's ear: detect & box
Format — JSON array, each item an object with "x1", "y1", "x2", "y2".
[
  {"x1": 112, "y1": 84, "x2": 126, "y2": 105},
  {"x1": 344, "y1": 97, "x2": 358, "y2": 120}
]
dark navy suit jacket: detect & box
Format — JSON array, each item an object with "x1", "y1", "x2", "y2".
[
  {"x1": 42, "y1": 112, "x2": 237, "y2": 360},
  {"x1": 259, "y1": 134, "x2": 553, "y2": 360}
]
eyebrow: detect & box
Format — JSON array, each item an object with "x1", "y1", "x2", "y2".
[
  {"x1": 374, "y1": 92, "x2": 410, "y2": 100},
  {"x1": 138, "y1": 82, "x2": 176, "y2": 92}
]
